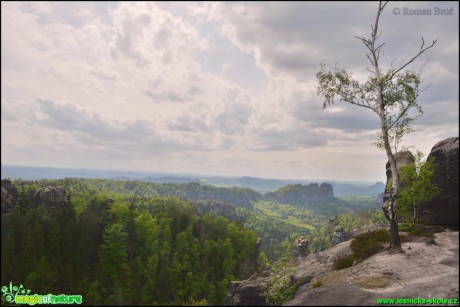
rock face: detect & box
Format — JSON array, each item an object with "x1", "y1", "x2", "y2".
[
  {"x1": 419, "y1": 137, "x2": 459, "y2": 228},
  {"x1": 284, "y1": 231, "x2": 459, "y2": 306},
  {"x1": 34, "y1": 186, "x2": 70, "y2": 207},
  {"x1": 224, "y1": 272, "x2": 271, "y2": 306},
  {"x1": 382, "y1": 150, "x2": 414, "y2": 219},
  {"x1": 331, "y1": 227, "x2": 349, "y2": 246},
  {"x1": 293, "y1": 236, "x2": 309, "y2": 257},
  {"x1": 1, "y1": 180, "x2": 19, "y2": 213}
]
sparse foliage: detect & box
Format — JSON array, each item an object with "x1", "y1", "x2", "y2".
[{"x1": 397, "y1": 152, "x2": 442, "y2": 226}]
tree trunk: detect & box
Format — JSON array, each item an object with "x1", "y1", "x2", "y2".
[
  {"x1": 390, "y1": 208, "x2": 401, "y2": 250},
  {"x1": 380, "y1": 113, "x2": 402, "y2": 252}
]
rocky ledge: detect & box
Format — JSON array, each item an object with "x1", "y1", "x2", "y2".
[{"x1": 225, "y1": 230, "x2": 459, "y2": 306}]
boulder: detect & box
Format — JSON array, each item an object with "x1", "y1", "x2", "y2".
[
  {"x1": 293, "y1": 236, "x2": 309, "y2": 257},
  {"x1": 1, "y1": 180, "x2": 19, "y2": 213},
  {"x1": 224, "y1": 272, "x2": 271, "y2": 306},
  {"x1": 382, "y1": 150, "x2": 415, "y2": 219},
  {"x1": 34, "y1": 186, "x2": 70, "y2": 207},
  {"x1": 331, "y1": 226, "x2": 349, "y2": 246},
  {"x1": 419, "y1": 137, "x2": 459, "y2": 228}
]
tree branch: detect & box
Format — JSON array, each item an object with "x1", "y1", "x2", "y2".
[
  {"x1": 389, "y1": 38, "x2": 437, "y2": 79},
  {"x1": 340, "y1": 97, "x2": 378, "y2": 112},
  {"x1": 387, "y1": 104, "x2": 412, "y2": 129}
]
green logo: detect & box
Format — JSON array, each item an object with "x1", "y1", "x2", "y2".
[{"x1": 1, "y1": 282, "x2": 82, "y2": 305}]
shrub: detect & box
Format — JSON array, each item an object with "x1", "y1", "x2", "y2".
[
  {"x1": 408, "y1": 226, "x2": 434, "y2": 238},
  {"x1": 398, "y1": 223, "x2": 413, "y2": 232},
  {"x1": 311, "y1": 279, "x2": 323, "y2": 288},
  {"x1": 265, "y1": 280, "x2": 299, "y2": 306},
  {"x1": 333, "y1": 254, "x2": 355, "y2": 270},
  {"x1": 356, "y1": 276, "x2": 390, "y2": 288},
  {"x1": 351, "y1": 229, "x2": 390, "y2": 260}
]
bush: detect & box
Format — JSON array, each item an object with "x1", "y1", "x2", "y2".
[
  {"x1": 333, "y1": 254, "x2": 355, "y2": 270},
  {"x1": 408, "y1": 226, "x2": 434, "y2": 238},
  {"x1": 265, "y1": 280, "x2": 299, "y2": 306},
  {"x1": 356, "y1": 276, "x2": 390, "y2": 288},
  {"x1": 311, "y1": 279, "x2": 323, "y2": 288},
  {"x1": 351, "y1": 229, "x2": 390, "y2": 260},
  {"x1": 398, "y1": 223, "x2": 413, "y2": 232}
]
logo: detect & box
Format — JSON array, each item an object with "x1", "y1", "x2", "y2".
[{"x1": 1, "y1": 282, "x2": 82, "y2": 305}]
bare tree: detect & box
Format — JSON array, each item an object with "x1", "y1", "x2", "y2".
[{"x1": 316, "y1": 1, "x2": 436, "y2": 251}]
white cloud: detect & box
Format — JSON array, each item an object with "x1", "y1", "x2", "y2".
[{"x1": 1, "y1": 1, "x2": 458, "y2": 181}]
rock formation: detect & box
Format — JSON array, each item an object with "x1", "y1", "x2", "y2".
[
  {"x1": 1, "y1": 179, "x2": 19, "y2": 213},
  {"x1": 285, "y1": 230, "x2": 459, "y2": 306},
  {"x1": 293, "y1": 236, "x2": 309, "y2": 258},
  {"x1": 34, "y1": 186, "x2": 70, "y2": 207},
  {"x1": 226, "y1": 229, "x2": 459, "y2": 306},
  {"x1": 331, "y1": 226, "x2": 349, "y2": 246},
  {"x1": 224, "y1": 271, "x2": 271, "y2": 306},
  {"x1": 382, "y1": 150, "x2": 414, "y2": 220},
  {"x1": 419, "y1": 137, "x2": 459, "y2": 228}
]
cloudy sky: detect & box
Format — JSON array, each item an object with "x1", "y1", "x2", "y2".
[{"x1": 2, "y1": 1, "x2": 458, "y2": 182}]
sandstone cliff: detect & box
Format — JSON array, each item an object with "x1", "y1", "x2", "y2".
[
  {"x1": 34, "y1": 186, "x2": 70, "y2": 207},
  {"x1": 1, "y1": 179, "x2": 19, "y2": 213},
  {"x1": 419, "y1": 137, "x2": 459, "y2": 228}
]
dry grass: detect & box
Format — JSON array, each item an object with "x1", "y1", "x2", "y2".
[
  {"x1": 356, "y1": 276, "x2": 390, "y2": 288},
  {"x1": 311, "y1": 279, "x2": 324, "y2": 288}
]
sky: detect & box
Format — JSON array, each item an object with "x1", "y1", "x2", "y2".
[{"x1": 1, "y1": 1, "x2": 458, "y2": 182}]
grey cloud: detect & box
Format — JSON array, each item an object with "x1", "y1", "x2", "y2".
[
  {"x1": 144, "y1": 88, "x2": 186, "y2": 103},
  {"x1": 216, "y1": 1, "x2": 458, "y2": 86},
  {"x1": 1, "y1": 105, "x2": 18, "y2": 122},
  {"x1": 250, "y1": 125, "x2": 327, "y2": 151},
  {"x1": 144, "y1": 80, "x2": 202, "y2": 104},
  {"x1": 32, "y1": 98, "x2": 234, "y2": 154},
  {"x1": 216, "y1": 103, "x2": 252, "y2": 135},
  {"x1": 90, "y1": 68, "x2": 118, "y2": 81},
  {"x1": 167, "y1": 116, "x2": 209, "y2": 132},
  {"x1": 291, "y1": 97, "x2": 379, "y2": 131},
  {"x1": 33, "y1": 98, "x2": 154, "y2": 149},
  {"x1": 214, "y1": 87, "x2": 253, "y2": 135},
  {"x1": 110, "y1": 11, "x2": 151, "y2": 66}
]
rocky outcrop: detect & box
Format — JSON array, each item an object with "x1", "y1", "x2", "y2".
[
  {"x1": 419, "y1": 137, "x2": 459, "y2": 228},
  {"x1": 382, "y1": 150, "x2": 414, "y2": 219},
  {"x1": 331, "y1": 227, "x2": 349, "y2": 246},
  {"x1": 285, "y1": 231, "x2": 459, "y2": 306},
  {"x1": 224, "y1": 271, "x2": 271, "y2": 306},
  {"x1": 225, "y1": 227, "x2": 458, "y2": 306},
  {"x1": 1, "y1": 180, "x2": 19, "y2": 213},
  {"x1": 34, "y1": 186, "x2": 70, "y2": 207},
  {"x1": 265, "y1": 183, "x2": 334, "y2": 205},
  {"x1": 293, "y1": 236, "x2": 309, "y2": 257}
]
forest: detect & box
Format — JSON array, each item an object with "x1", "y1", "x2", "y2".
[{"x1": 1, "y1": 178, "x2": 385, "y2": 305}]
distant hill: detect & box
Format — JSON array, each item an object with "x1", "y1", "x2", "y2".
[
  {"x1": 265, "y1": 183, "x2": 335, "y2": 205},
  {"x1": 1, "y1": 165, "x2": 385, "y2": 196},
  {"x1": 326, "y1": 181, "x2": 385, "y2": 196}
]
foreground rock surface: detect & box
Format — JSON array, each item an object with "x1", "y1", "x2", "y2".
[
  {"x1": 225, "y1": 230, "x2": 459, "y2": 306},
  {"x1": 285, "y1": 231, "x2": 459, "y2": 306}
]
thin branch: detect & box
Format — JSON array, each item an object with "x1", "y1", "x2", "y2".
[
  {"x1": 390, "y1": 38, "x2": 437, "y2": 79},
  {"x1": 340, "y1": 98, "x2": 378, "y2": 112},
  {"x1": 387, "y1": 105, "x2": 411, "y2": 129},
  {"x1": 380, "y1": 1, "x2": 389, "y2": 11}
]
